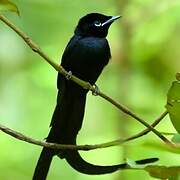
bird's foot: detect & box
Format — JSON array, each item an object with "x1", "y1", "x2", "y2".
[
  {"x1": 92, "y1": 84, "x2": 100, "y2": 96},
  {"x1": 65, "y1": 71, "x2": 72, "y2": 80}
]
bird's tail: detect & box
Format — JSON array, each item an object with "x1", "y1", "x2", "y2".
[
  {"x1": 32, "y1": 88, "x2": 87, "y2": 180},
  {"x1": 64, "y1": 140, "x2": 158, "y2": 175},
  {"x1": 33, "y1": 147, "x2": 54, "y2": 180},
  {"x1": 33, "y1": 87, "x2": 158, "y2": 177}
]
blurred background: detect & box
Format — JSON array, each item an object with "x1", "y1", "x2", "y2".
[{"x1": 0, "y1": 0, "x2": 180, "y2": 179}]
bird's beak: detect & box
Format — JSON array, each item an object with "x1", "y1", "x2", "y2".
[{"x1": 101, "y1": 15, "x2": 122, "y2": 27}]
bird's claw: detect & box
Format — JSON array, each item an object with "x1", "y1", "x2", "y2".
[
  {"x1": 66, "y1": 71, "x2": 72, "y2": 80},
  {"x1": 92, "y1": 84, "x2": 100, "y2": 96}
]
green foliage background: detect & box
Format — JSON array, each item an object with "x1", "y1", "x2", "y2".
[{"x1": 0, "y1": 0, "x2": 180, "y2": 179}]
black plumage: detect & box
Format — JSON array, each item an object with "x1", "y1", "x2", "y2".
[{"x1": 33, "y1": 13, "x2": 158, "y2": 180}]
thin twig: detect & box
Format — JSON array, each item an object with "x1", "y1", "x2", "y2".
[
  {"x1": 82, "y1": 110, "x2": 170, "y2": 148},
  {"x1": 99, "y1": 92, "x2": 173, "y2": 145},
  {"x1": 0, "y1": 15, "x2": 173, "y2": 145},
  {"x1": 0, "y1": 123, "x2": 91, "y2": 150},
  {"x1": 124, "y1": 111, "x2": 168, "y2": 142},
  {"x1": 1, "y1": 111, "x2": 178, "y2": 151}
]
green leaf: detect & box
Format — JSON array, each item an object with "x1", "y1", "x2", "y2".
[
  {"x1": 145, "y1": 165, "x2": 180, "y2": 179},
  {"x1": 176, "y1": 72, "x2": 180, "y2": 81},
  {"x1": 144, "y1": 141, "x2": 180, "y2": 154},
  {"x1": 0, "y1": 0, "x2": 19, "y2": 15},
  {"x1": 172, "y1": 134, "x2": 180, "y2": 144},
  {"x1": 166, "y1": 80, "x2": 180, "y2": 133}
]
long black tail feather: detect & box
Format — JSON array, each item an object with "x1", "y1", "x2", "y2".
[
  {"x1": 33, "y1": 88, "x2": 158, "y2": 179},
  {"x1": 33, "y1": 148, "x2": 54, "y2": 180},
  {"x1": 64, "y1": 139, "x2": 158, "y2": 175}
]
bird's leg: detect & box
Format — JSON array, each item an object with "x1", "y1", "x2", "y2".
[
  {"x1": 92, "y1": 84, "x2": 100, "y2": 96},
  {"x1": 66, "y1": 71, "x2": 73, "y2": 80}
]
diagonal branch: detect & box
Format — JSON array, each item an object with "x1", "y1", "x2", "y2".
[{"x1": 0, "y1": 15, "x2": 173, "y2": 145}]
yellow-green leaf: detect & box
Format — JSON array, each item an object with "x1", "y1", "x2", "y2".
[
  {"x1": 172, "y1": 134, "x2": 180, "y2": 144},
  {"x1": 144, "y1": 141, "x2": 180, "y2": 154},
  {"x1": 145, "y1": 165, "x2": 180, "y2": 179},
  {"x1": 0, "y1": 0, "x2": 19, "y2": 15},
  {"x1": 166, "y1": 80, "x2": 180, "y2": 133},
  {"x1": 176, "y1": 72, "x2": 180, "y2": 81}
]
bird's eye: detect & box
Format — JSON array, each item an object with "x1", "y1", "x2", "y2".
[{"x1": 94, "y1": 21, "x2": 102, "y2": 27}]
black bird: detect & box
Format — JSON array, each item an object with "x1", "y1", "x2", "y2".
[{"x1": 33, "y1": 13, "x2": 158, "y2": 179}]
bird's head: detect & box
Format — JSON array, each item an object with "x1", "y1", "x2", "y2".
[{"x1": 75, "y1": 13, "x2": 121, "y2": 38}]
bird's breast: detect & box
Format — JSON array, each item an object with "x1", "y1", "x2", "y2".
[
  {"x1": 74, "y1": 37, "x2": 110, "y2": 83},
  {"x1": 61, "y1": 36, "x2": 111, "y2": 85}
]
